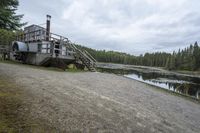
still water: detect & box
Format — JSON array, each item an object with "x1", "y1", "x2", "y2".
[{"x1": 98, "y1": 68, "x2": 200, "y2": 99}]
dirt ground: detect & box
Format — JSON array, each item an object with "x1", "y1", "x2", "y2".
[{"x1": 0, "y1": 62, "x2": 200, "y2": 133}]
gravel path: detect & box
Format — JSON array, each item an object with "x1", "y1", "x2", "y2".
[{"x1": 0, "y1": 63, "x2": 200, "y2": 133}]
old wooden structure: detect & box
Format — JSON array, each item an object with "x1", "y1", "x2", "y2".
[{"x1": 9, "y1": 15, "x2": 96, "y2": 71}]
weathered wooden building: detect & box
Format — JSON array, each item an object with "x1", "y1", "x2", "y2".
[{"x1": 9, "y1": 15, "x2": 96, "y2": 71}]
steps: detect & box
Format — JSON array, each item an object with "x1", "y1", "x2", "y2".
[
  {"x1": 70, "y1": 44, "x2": 96, "y2": 71},
  {"x1": 50, "y1": 40, "x2": 96, "y2": 71},
  {"x1": 39, "y1": 57, "x2": 51, "y2": 66}
]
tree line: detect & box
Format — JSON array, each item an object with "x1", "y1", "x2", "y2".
[
  {"x1": 77, "y1": 42, "x2": 200, "y2": 71},
  {"x1": 1, "y1": 0, "x2": 200, "y2": 71},
  {"x1": 0, "y1": 29, "x2": 15, "y2": 46},
  {"x1": 165, "y1": 42, "x2": 200, "y2": 71}
]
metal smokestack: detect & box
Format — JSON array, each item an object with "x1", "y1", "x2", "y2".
[{"x1": 46, "y1": 15, "x2": 51, "y2": 41}]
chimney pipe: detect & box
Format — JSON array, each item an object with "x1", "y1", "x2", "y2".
[{"x1": 46, "y1": 15, "x2": 51, "y2": 41}]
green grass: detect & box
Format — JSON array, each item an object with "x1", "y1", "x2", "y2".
[
  {"x1": 0, "y1": 76, "x2": 58, "y2": 132},
  {"x1": 0, "y1": 121, "x2": 14, "y2": 133},
  {"x1": 65, "y1": 68, "x2": 84, "y2": 73},
  {"x1": 0, "y1": 77, "x2": 24, "y2": 132}
]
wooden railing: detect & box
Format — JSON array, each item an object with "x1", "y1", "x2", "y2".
[
  {"x1": 70, "y1": 43, "x2": 96, "y2": 70},
  {"x1": 16, "y1": 29, "x2": 70, "y2": 43},
  {"x1": 16, "y1": 29, "x2": 96, "y2": 70},
  {"x1": 83, "y1": 50, "x2": 97, "y2": 63}
]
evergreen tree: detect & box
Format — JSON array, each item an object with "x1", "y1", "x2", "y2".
[
  {"x1": 193, "y1": 42, "x2": 200, "y2": 70},
  {"x1": 0, "y1": 29, "x2": 15, "y2": 45},
  {"x1": 76, "y1": 42, "x2": 200, "y2": 71},
  {"x1": 169, "y1": 55, "x2": 176, "y2": 70},
  {"x1": 0, "y1": 0, "x2": 25, "y2": 30}
]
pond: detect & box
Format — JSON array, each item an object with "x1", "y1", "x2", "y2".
[{"x1": 97, "y1": 67, "x2": 200, "y2": 100}]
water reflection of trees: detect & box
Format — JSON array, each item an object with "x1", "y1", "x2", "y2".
[
  {"x1": 98, "y1": 67, "x2": 200, "y2": 99},
  {"x1": 138, "y1": 72, "x2": 200, "y2": 99},
  {"x1": 150, "y1": 80, "x2": 199, "y2": 99},
  {"x1": 140, "y1": 73, "x2": 160, "y2": 80},
  {"x1": 176, "y1": 84, "x2": 200, "y2": 98}
]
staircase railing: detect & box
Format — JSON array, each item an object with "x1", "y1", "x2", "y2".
[
  {"x1": 69, "y1": 43, "x2": 96, "y2": 70},
  {"x1": 69, "y1": 43, "x2": 95, "y2": 61},
  {"x1": 83, "y1": 50, "x2": 96, "y2": 63}
]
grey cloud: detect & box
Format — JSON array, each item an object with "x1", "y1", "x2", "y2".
[{"x1": 17, "y1": 0, "x2": 200, "y2": 55}]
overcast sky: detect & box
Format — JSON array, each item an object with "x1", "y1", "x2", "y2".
[{"x1": 17, "y1": 0, "x2": 200, "y2": 55}]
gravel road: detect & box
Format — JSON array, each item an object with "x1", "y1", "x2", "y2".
[{"x1": 0, "y1": 63, "x2": 200, "y2": 133}]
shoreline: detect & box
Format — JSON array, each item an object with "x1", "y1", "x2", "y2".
[
  {"x1": 1, "y1": 61, "x2": 200, "y2": 102},
  {"x1": 123, "y1": 75, "x2": 200, "y2": 103},
  {"x1": 0, "y1": 62, "x2": 200, "y2": 132},
  {"x1": 97, "y1": 62, "x2": 200, "y2": 78}
]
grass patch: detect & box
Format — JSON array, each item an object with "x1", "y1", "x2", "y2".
[
  {"x1": 65, "y1": 68, "x2": 84, "y2": 73},
  {"x1": 0, "y1": 76, "x2": 58, "y2": 132},
  {"x1": 0, "y1": 92, "x2": 13, "y2": 97},
  {"x1": 0, "y1": 77, "x2": 25, "y2": 132}
]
